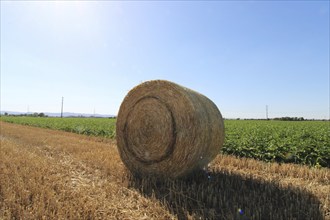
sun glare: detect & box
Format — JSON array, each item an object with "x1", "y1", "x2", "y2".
[{"x1": 31, "y1": 1, "x2": 102, "y2": 43}]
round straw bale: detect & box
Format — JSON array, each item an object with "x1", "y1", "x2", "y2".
[{"x1": 116, "y1": 80, "x2": 225, "y2": 178}]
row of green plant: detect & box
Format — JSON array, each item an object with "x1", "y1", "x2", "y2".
[
  {"x1": 222, "y1": 120, "x2": 329, "y2": 168},
  {"x1": 0, "y1": 116, "x2": 116, "y2": 138},
  {"x1": 1, "y1": 116, "x2": 329, "y2": 167}
]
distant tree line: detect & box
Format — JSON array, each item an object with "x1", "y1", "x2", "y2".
[
  {"x1": 3, "y1": 112, "x2": 48, "y2": 117},
  {"x1": 225, "y1": 117, "x2": 311, "y2": 121},
  {"x1": 273, "y1": 117, "x2": 305, "y2": 121}
]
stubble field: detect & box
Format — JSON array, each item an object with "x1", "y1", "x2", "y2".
[{"x1": 0, "y1": 121, "x2": 329, "y2": 219}]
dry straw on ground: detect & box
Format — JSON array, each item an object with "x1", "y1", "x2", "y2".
[
  {"x1": 1, "y1": 122, "x2": 329, "y2": 219},
  {"x1": 116, "y1": 80, "x2": 225, "y2": 178}
]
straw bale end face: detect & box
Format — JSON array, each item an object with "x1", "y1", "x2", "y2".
[{"x1": 116, "y1": 80, "x2": 225, "y2": 178}]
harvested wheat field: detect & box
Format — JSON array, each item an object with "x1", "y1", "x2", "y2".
[{"x1": 0, "y1": 121, "x2": 329, "y2": 220}]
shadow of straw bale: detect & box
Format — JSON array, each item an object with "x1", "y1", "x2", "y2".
[{"x1": 128, "y1": 169, "x2": 324, "y2": 220}]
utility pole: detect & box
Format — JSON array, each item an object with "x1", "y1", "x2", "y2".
[
  {"x1": 266, "y1": 105, "x2": 269, "y2": 120},
  {"x1": 61, "y1": 97, "x2": 64, "y2": 118}
]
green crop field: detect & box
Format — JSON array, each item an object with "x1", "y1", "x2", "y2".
[
  {"x1": 0, "y1": 116, "x2": 116, "y2": 138},
  {"x1": 222, "y1": 120, "x2": 329, "y2": 168},
  {"x1": 1, "y1": 116, "x2": 329, "y2": 167}
]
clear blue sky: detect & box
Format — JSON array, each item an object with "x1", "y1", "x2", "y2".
[{"x1": 1, "y1": 1, "x2": 329, "y2": 119}]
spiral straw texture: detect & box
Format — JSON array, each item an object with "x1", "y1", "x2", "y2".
[{"x1": 116, "y1": 80, "x2": 225, "y2": 178}]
